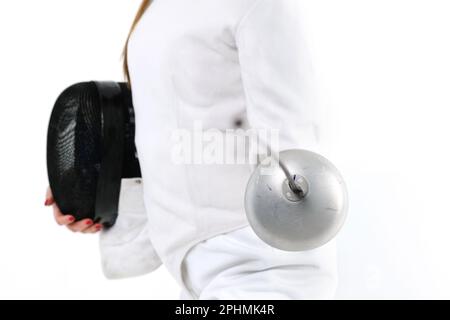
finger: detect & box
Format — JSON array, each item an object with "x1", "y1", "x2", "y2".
[
  {"x1": 82, "y1": 223, "x2": 103, "y2": 234},
  {"x1": 66, "y1": 219, "x2": 94, "y2": 233},
  {"x1": 53, "y1": 206, "x2": 75, "y2": 226},
  {"x1": 45, "y1": 187, "x2": 55, "y2": 206}
]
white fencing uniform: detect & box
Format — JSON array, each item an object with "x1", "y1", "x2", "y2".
[
  {"x1": 180, "y1": 226, "x2": 337, "y2": 300},
  {"x1": 99, "y1": 0, "x2": 337, "y2": 299}
]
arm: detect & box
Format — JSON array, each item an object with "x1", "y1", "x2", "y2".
[
  {"x1": 99, "y1": 178, "x2": 162, "y2": 279},
  {"x1": 237, "y1": 0, "x2": 322, "y2": 153},
  {"x1": 236, "y1": 0, "x2": 337, "y2": 297}
]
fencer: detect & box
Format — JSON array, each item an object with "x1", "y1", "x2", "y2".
[{"x1": 45, "y1": 0, "x2": 342, "y2": 299}]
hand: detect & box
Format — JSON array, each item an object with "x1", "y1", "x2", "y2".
[{"x1": 45, "y1": 187, "x2": 102, "y2": 234}]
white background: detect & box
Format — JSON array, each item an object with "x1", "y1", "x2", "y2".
[{"x1": 0, "y1": 0, "x2": 449, "y2": 299}]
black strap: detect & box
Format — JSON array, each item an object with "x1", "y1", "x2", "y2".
[{"x1": 93, "y1": 82, "x2": 125, "y2": 227}]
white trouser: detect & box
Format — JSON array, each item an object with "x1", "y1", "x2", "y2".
[
  {"x1": 180, "y1": 226, "x2": 338, "y2": 300},
  {"x1": 100, "y1": 180, "x2": 338, "y2": 299}
]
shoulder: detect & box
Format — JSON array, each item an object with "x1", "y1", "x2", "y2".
[
  {"x1": 238, "y1": 0, "x2": 301, "y2": 22},
  {"x1": 235, "y1": 0, "x2": 303, "y2": 39},
  {"x1": 216, "y1": 0, "x2": 301, "y2": 37}
]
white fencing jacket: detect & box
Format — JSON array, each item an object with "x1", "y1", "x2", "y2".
[{"x1": 100, "y1": 0, "x2": 332, "y2": 294}]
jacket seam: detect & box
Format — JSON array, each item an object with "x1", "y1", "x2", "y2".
[{"x1": 234, "y1": 0, "x2": 266, "y2": 43}]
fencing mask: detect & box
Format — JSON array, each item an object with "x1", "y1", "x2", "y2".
[{"x1": 47, "y1": 81, "x2": 141, "y2": 227}]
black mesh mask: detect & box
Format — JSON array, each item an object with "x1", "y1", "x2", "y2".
[{"x1": 47, "y1": 81, "x2": 141, "y2": 227}]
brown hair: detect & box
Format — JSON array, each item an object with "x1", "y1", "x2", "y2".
[{"x1": 123, "y1": 0, "x2": 152, "y2": 84}]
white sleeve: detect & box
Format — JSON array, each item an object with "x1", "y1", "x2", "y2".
[
  {"x1": 236, "y1": 0, "x2": 337, "y2": 296},
  {"x1": 237, "y1": 0, "x2": 322, "y2": 153},
  {"x1": 99, "y1": 178, "x2": 162, "y2": 279}
]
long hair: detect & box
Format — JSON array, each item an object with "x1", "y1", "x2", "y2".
[{"x1": 123, "y1": 0, "x2": 152, "y2": 84}]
